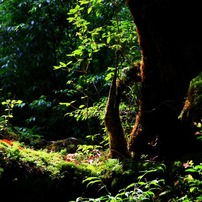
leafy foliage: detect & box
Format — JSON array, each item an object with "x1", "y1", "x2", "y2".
[
  {"x1": 0, "y1": 0, "x2": 79, "y2": 139},
  {"x1": 54, "y1": 0, "x2": 141, "y2": 144},
  {"x1": 1, "y1": 0, "x2": 202, "y2": 202},
  {"x1": 0, "y1": 0, "x2": 141, "y2": 144},
  {"x1": 0, "y1": 99, "x2": 23, "y2": 132}
]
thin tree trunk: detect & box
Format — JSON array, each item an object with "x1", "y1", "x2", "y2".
[{"x1": 104, "y1": 52, "x2": 129, "y2": 159}]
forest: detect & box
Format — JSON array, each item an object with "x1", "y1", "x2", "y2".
[{"x1": 1, "y1": 0, "x2": 202, "y2": 201}]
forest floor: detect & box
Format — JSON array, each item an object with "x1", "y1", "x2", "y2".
[{"x1": 1, "y1": 139, "x2": 202, "y2": 202}]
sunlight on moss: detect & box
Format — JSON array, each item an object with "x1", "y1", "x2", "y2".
[{"x1": 0, "y1": 140, "x2": 97, "y2": 179}]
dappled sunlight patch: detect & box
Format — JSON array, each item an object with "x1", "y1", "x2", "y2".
[
  {"x1": 65, "y1": 149, "x2": 104, "y2": 165},
  {"x1": 0, "y1": 140, "x2": 101, "y2": 179},
  {"x1": 0, "y1": 139, "x2": 23, "y2": 150}
]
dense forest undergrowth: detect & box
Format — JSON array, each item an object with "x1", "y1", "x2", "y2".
[
  {"x1": 1, "y1": 137, "x2": 202, "y2": 202},
  {"x1": 1, "y1": 0, "x2": 202, "y2": 201}
]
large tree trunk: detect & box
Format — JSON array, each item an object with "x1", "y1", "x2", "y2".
[{"x1": 127, "y1": 0, "x2": 202, "y2": 159}]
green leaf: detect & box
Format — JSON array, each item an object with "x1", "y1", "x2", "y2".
[
  {"x1": 197, "y1": 195, "x2": 202, "y2": 200},
  {"x1": 53, "y1": 65, "x2": 60, "y2": 70},
  {"x1": 138, "y1": 181, "x2": 146, "y2": 186},
  {"x1": 82, "y1": 176, "x2": 102, "y2": 188},
  {"x1": 66, "y1": 80, "x2": 73, "y2": 85},
  {"x1": 88, "y1": 7, "x2": 92, "y2": 14},
  {"x1": 15, "y1": 100, "x2": 23, "y2": 104},
  {"x1": 59, "y1": 62, "x2": 67, "y2": 67},
  {"x1": 67, "y1": 17, "x2": 75, "y2": 22},
  {"x1": 79, "y1": 0, "x2": 89, "y2": 5},
  {"x1": 66, "y1": 61, "x2": 73, "y2": 66},
  {"x1": 72, "y1": 49, "x2": 83, "y2": 56},
  {"x1": 107, "y1": 36, "x2": 111, "y2": 44},
  {"x1": 59, "y1": 101, "x2": 76, "y2": 107},
  {"x1": 186, "y1": 168, "x2": 197, "y2": 172},
  {"x1": 190, "y1": 187, "x2": 196, "y2": 192}
]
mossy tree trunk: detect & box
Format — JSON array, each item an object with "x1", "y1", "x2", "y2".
[
  {"x1": 127, "y1": 0, "x2": 202, "y2": 159},
  {"x1": 104, "y1": 52, "x2": 129, "y2": 159}
]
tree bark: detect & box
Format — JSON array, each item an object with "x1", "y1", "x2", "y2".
[
  {"x1": 104, "y1": 52, "x2": 129, "y2": 159},
  {"x1": 127, "y1": 0, "x2": 202, "y2": 159}
]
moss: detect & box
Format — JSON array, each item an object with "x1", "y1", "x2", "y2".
[
  {"x1": 180, "y1": 73, "x2": 202, "y2": 122},
  {"x1": 0, "y1": 140, "x2": 99, "y2": 201}
]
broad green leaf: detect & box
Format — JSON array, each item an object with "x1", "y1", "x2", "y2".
[
  {"x1": 88, "y1": 7, "x2": 92, "y2": 14},
  {"x1": 190, "y1": 187, "x2": 196, "y2": 192},
  {"x1": 107, "y1": 36, "x2": 111, "y2": 44}
]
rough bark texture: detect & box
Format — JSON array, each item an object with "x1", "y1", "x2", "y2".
[
  {"x1": 127, "y1": 0, "x2": 202, "y2": 159},
  {"x1": 104, "y1": 53, "x2": 140, "y2": 159},
  {"x1": 104, "y1": 64, "x2": 129, "y2": 159}
]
